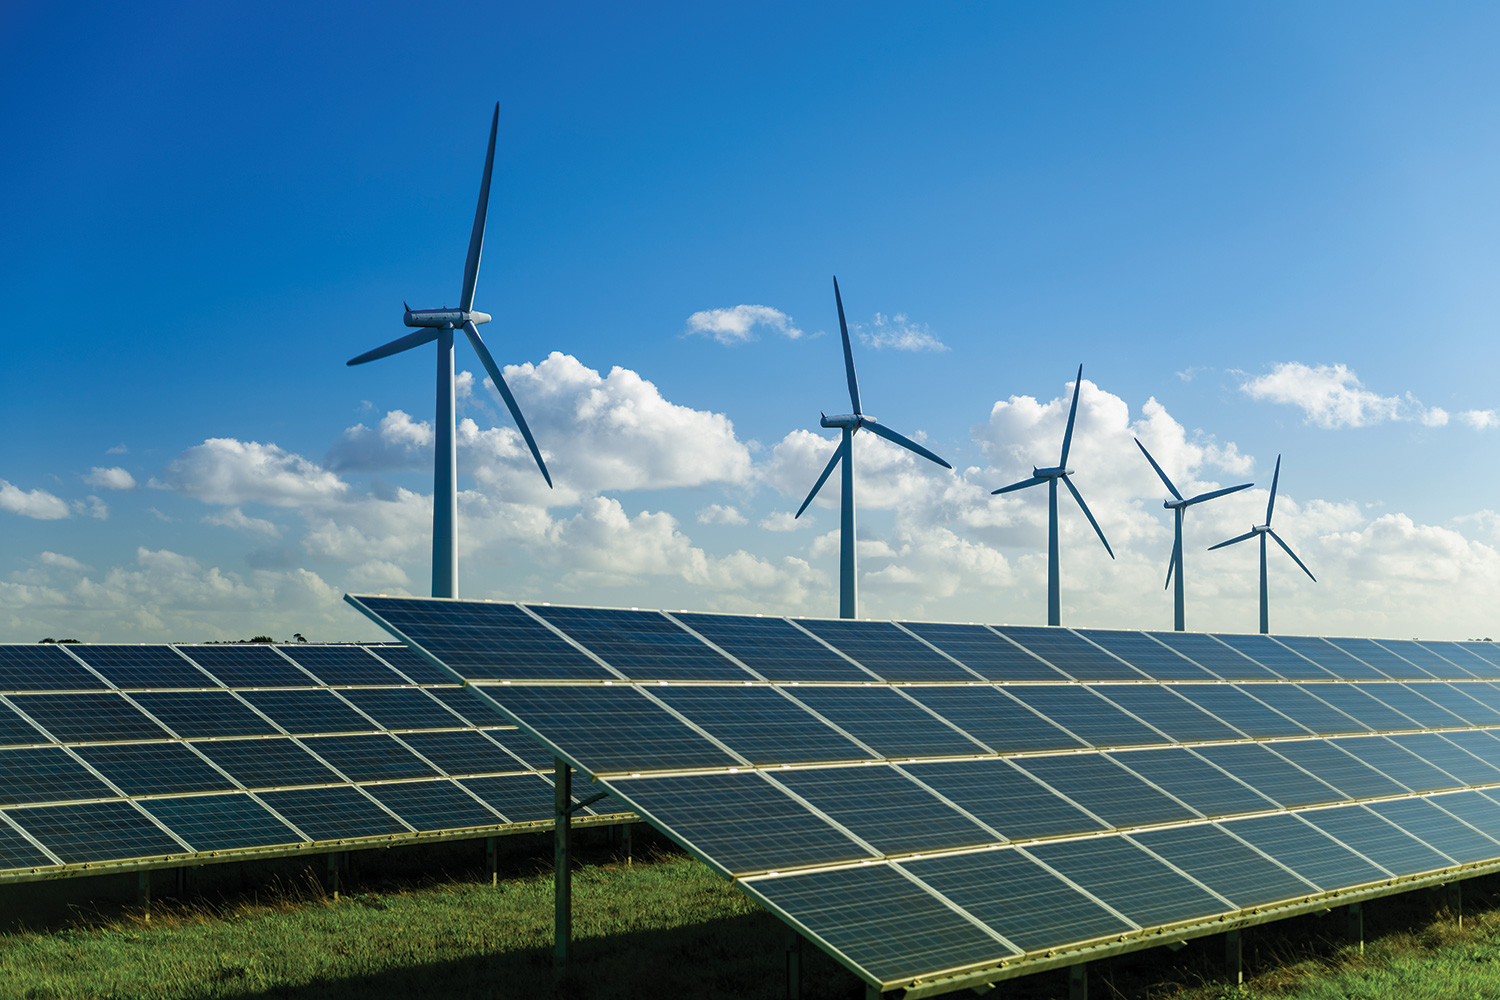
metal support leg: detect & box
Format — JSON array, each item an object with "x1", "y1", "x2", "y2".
[
  {"x1": 137, "y1": 871, "x2": 150, "y2": 922},
  {"x1": 786, "y1": 931, "x2": 802, "y2": 1000},
  {"x1": 554, "y1": 759, "x2": 572, "y2": 974},
  {"x1": 175, "y1": 866, "x2": 187, "y2": 896},
  {"x1": 486, "y1": 836, "x2": 497, "y2": 887},
  {"x1": 623, "y1": 821, "x2": 632, "y2": 865},
  {"x1": 1225, "y1": 928, "x2": 1242, "y2": 985},
  {"x1": 1347, "y1": 901, "x2": 1363, "y2": 955},
  {"x1": 328, "y1": 852, "x2": 342, "y2": 900},
  {"x1": 1449, "y1": 882, "x2": 1463, "y2": 929},
  {"x1": 1069, "y1": 961, "x2": 1087, "y2": 1000}
]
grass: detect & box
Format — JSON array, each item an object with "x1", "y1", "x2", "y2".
[{"x1": 5, "y1": 846, "x2": 1500, "y2": 1000}]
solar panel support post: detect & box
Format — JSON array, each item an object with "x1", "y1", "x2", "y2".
[
  {"x1": 136, "y1": 871, "x2": 150, "y2": 922},
  {"x1": 486, "y1": 836, "x2": 497, "y2": 887},
  {"x1": 1225, "y1": 927, "x2": 1242, "y2": 985},
  {"x1": 785, "y1": 930, "x2": 802, "y2": 1000},
  {"x1": 328, "y1": 851, "x2": 344, "y2": 900},
  {"x1": 1048, "y1": 476, "x2": 1061, "y2": 626},
  {"x1": 1069, "y1": 960, "x2": 1088, "y2": 1000},
  {"x1": 554, "y1": 758, "x2": 572, "y2": 974},
  {"x1": 839, "y1": 426, "x2": 856, "y2": 620},
  {"x1": 1347, "y1": 901, "x2": 1363, "y2": 955},
  {"x1": 1444, "y1": 881, "x2": 1462, "y2": 929}
]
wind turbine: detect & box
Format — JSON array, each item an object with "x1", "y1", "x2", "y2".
[
  {"x1": 1135, "y1": 439, "x2": 1252, "y2": 631},
  {"x1": 1207, "y1": 455, "x2": 1315, "y2": 634},
  {"x1": 346, "y1": 103, "x2": 551, "y2": 599},
  {"x1": 795, "y1": 277, "x2": 953, "y2": 619},
  {"x1": 992, "y1": 365, "x2": 1114, "y2": 626}
]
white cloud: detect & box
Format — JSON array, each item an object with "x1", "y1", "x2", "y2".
[
  {"x1": 75, "y1": 496, "x2": 108, "y2": 520},
  {"x1": 685, "y1": 305, "x2": 803, "y2": 345},
  {"x1": 203, "y1": 507, "x2": 283, "y2": 538},
  {"x1": 759, "y1": 511, "x2": 803, "y2": 532},
  {"x1": 39, "y1": 552, "x2": 89, "y2": 572},
  {"x1": 105, "y1": 443, "x2": 129, "y2": 455},
  {"x1": 325, "y1": 410, "x2": 433, "y2": 473},
  {"x1": 855, "y1": 312, "x2": 948, "y2": 352},
  {"x1": 697, "y1": 504, "x2": 747, "y2": 526},
  {"x1": 84, "y1": 467, "x2": 137, "y2": 490},
  {"x1": 1461, "y1": 409, "x2": 1498, "y2": 430},
  {"x1": 765, "y1": 427, "x2": 954, "y2": 515},
  {"x1": 163, "y1": 438, "x2": 349, "y2": 508},
  {"x1": 0, "y1": 480, "x2": 70, "y2": 520},
  {"x1": 1239, "y1": 362, "x2": 1448, "y2": 429}
]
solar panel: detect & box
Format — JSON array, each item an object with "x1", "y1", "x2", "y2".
[
  {"x1": 0, "y1": 641, "x2": 635, "y2": 885},
  {"x1": 346, "y1": 596, "x2": 1500, "y2": 997}
]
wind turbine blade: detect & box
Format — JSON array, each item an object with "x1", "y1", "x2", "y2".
[
  {"x1": 1266, "y1": 454, "x2": 1282, "y2": 525},
  {"x1": 1061, "y1": 474, "x2": 1114, "y2": 559},
  {"x1": 1270, "y1": 529, "x2": 1317, "y2": 581},
  {"x1": 347, "y1": 328, "x2": 440, "y2": 366},
  {"x1": 1134, "y1": 439, "x2": 1183, "y2": 501},
  {"x1": 992, "y1": 476, "x2": 1045, "y2": 495},
  {"x1": 1164, "y1": 546, "x2": 1176, "y2": 590},
  {"x1": 463, "y1": 321, "x2": 552, "y2": 488},
  {"x1": 833, "y1": 276, "x2": 862, "y2": 415},
  {"x1": 863, "y1": 420, "x2": 952, "y2": 469},
  {"x1": 460, "y1": 103, "x2": 500, "y2": 312},
  {"x1": 1059, "y1": 364, "x2": 1083, "y2": 467},
  {"x1": 795, "y1": 444, "x2": 843, "y2": 518},
  {"x1": 1207, "y1": 529, "x2": 1257, "y2": 551},
  {"x1": 1184, "y1": 482, "x2": 1254, "y2": 506}
]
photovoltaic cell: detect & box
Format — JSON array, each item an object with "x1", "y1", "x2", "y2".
[
  {"x1": 478, "y1": 727, "x2": 556, "y2": 770},
  {"x1": 1463, "y1": 643, "x2": 1500, "y2": 668},
  {"x1": 128, "y1": 691, "x2": 279, "y2": 738},
  {"x1": 1146, "y1": 632, "x2": 1280, "y2": 680},
  {"x1": 192, "y1": 737, "x2": 344, "y2": 788},
  {"x1": 1024, "y1": 836, "x2": 1229, "y2": 927},
  {"x1": 363, "y1": 644, "x2": 455, "y2": 685},
  {"x1": 1004, "y1": 687, "x2": 1167, "y2": 747},
  {"x1": 613, "y1": 771, "x2": 873, "y2": 874},
  {"x1": 361, "y1": 779, "x2": 503, "y2": 831},
  {"x1": 1376, "y1": 640, "x2": 1476, "y2": 679},
  {"x1": 1192, "y1": 744, "x2": 1344, "y2": 808},
  {"x1": 278, "y1": 645, "x2": 404, "y2": 686},
  {"x1": 298, "y1": 734, "x2": 440, "y2": 782},
  {"x1": 897, "y1": 622, "x2": 1066, "y2": 681},
  {"x1": 9, "y1": 693, "x2": 170, "y2": 743},
  {"x1": 461, "y1": 773, "x2": 564, "y2": 823},
  {"x1": 1130, "y1": 824, "x2": 1314, "y2": 908},
  {"x1": 751, "y1": 864, "x2": 1019, "y2": 984},
  {"x1": 1333, "y1": 736, "x2": 1465, "y2": 793},
  {"x1": 1432, "y1": 731, "x2": 1500, "y2": 777},
  {"x1": 1324, "y1": 638, "x2": 1434, "y2": 680},
  {"x1": 396, "y1": 729, "x2": 529, "y2": 776},
  {"x1": 1301, "y1": 804, "x2": 1451, "y2": 877},
  {"x1": 143, "y1": 793, "x2": 301, "y2": 851},
  {"x1": 0, "y1": 747, "x2": 116, "y2": 805},
  {"x1": 335, "y1": 688, "x2": 467, "y2": 730},
  {"x1": 70, "y1": 646, "x2": 213, "y2": 689},
  {"x1": 1220, "y1": 813, "x2": 1388, "y2": 889},
  {"x1": 180, "y1": 646, "x2": 312, "y2": 687},
  {"x1": 901, "y1": 759, "x2": 1107, "y2": 841},
  {"x1": 901, "y1": 687, "x2": 1086, "y2": 753},
  {"x1": 1173, "y1": 686, "x2": 1311, "y2": 739},
  {"x1": 0, "y1": 704, "x2": 46, "y2": 747},
  {"x1": 994, "y1": 627, "x2": 1145, "y2": 681},
  {"x1": 1409, "y1": 684, "x2": 1500, "y2": 726},
  {"x1": 1073, "y1": 630, "x2": 1216, "y2": 680},
  {"x1": 1420, "y1": 642, "x2": 1500, "y2": 679},
  {"x1": 1388, "y1": 732, "x2": 1500, "y2": 786},
  {"x1": 256, "y1": 786, "x2": 410, "y2": 840},
  {"x1": 1267, "y1": 740, "x2": 1408, "y2": 800},
  {"x1": 73, "y1": 742, "x2": 231, "y2": 796},
  {"x1": 1013, "y1": 755, "x2": 1197, "y2": 828},
  {"x1": 0, "y1": 646, "x2": 104, "y2": 692},
  {"x1": 428, "y1": 687, "x2": 515, "y2": 726},
  {"x1": 1372, "y1": 685, "x2": 1472, "y2": 728},
  {"x1": 783, "y1": 686, "x2": 988, "y2": 759},
  {"x1": 903, "y1": 849, "x2": 1134, "y2": 953},
  {"x1": 1106, "y1": 748, "x2": 1277, "y2": 819},
  {"x1": 1092, "y1": 686, "x2": 1245, "y2": 742},
  {"x1": 1245, "y1": 685, "x2": 1369, "y2": 736},
  {"x1": 530, "y1": 605, "x2": 748, "y2": 681},
  {"x1": 236, "y1": 689, "x2": 375, "y2": 735},
  {"x1": 772, "y1": 765, "x2": 997, "y2": 856},
  {"x1": 1433, "y1": 792, "x2": 1500, "y2": 854},
  {"x1": 0, "y1": 820, "x2": 55, "y2": 869},
  {"x1": 672, "y1": 613, "x2": 871, "y2": 682},
  {"x1": 1214, "y1": 635, "x2": 1332, "y2": 680},
  {"x1": 1297, "y1": 684, "x2": 1422, "y2": 733},
  {"x1": 11, "y1": 800, "x2": 185, "y2": 863},
  {"x1": 795, "y1": 619, "x2": 974, "y2": 682},
  {"x1": 651, "y1": 686, "x2": 868, "y2": 765},
  {"x1": 1273, "y1": 636, "x2": 1388, "y2": 679},
  {"x1": 1369, "y1": 797, "x2": 1499, "y2": 864}
]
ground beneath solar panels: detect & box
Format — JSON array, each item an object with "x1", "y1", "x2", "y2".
[{"x1": 2, "y1": 832, "x2": 1499, "y2": 1000}]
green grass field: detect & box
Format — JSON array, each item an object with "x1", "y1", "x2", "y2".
[{"x1": 3, "y1": 842, "x2": 1499, "y2": 1000}]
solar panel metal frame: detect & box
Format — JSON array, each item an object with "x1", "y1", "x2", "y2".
[{"x1": 345, "y1": 595, "x2": 1500, "y2": 998}]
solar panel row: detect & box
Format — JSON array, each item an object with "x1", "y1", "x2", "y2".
[
  {"x1": 0, "y1": 642, "x2": 630, "y2": 881},
  {"x1": 345, "y1": 595, "x2": 1500, "y2": 996}
]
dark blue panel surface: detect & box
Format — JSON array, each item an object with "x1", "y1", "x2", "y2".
[
  {"x1": 129, "y1": 691, "x2": 280, "y2": 738},
  {"x1": 773, "y1": 765, "x2": 997, "y2": 856},
  {"x1": 1094, "y1": 686, "x2": 1245, "y2": 742},
  {"x1": 1131, "y1": 824, "x2": 1314, "y2": 908},
  {"x1": 1013, "y1": 755, "x2": 1197, "y2": 828},
  {"x1": 278, "y1": 646, "x2": 403, "y2": 686},
  {"x1": 1370, "y1": 797, "x2": 1499, "y2": 864},
  {"x1": 11, "y1": 800, "x2": 184, "y2": 863},
  {"x1": 1300, "y1": 684, "x2": 1423, "y2": 732},
  {"x1": 73, "y1": 742, "x2": 232, "y2": 796},
  {"x1": 236, "y1": 689, "x2": 375, "y2": 735},
  {"x1": 478, "y1": 727, "x2": 556, "y2": 770},
  {"x1": 362, "y1": 779, "x2": 503, "y2": 832},
  {"x1": 0, "y1": 820, "x2": 55, "y2": 870},
  {"x1": 144, "y1": 793, "x2": 301, "y2": 851},
  {"x1": 994, "y1": 627, "x2": 1145, "y2": 681},
  {"x1": 329, "y1": 687, "x2": 466, "y2": 731},
  {"x1": 1388, "y1": 733, "x2": 1500, "y2": 786},
  {"x1": 1268, "y1": 740, "x2": 1407, "y2": 799},
  {"x1": 796, "y1": 619, "x2": 975, "y2": 681},
  {"x1": 1193, "y1": 744, "x2": 1343, "y2": 808},
  {"x1": 461, "y1": 773, "x2": 566, "y2": 823},
  {"x1": 1324, "y1": 638, "x2": 1434, "y2": 680},
  {"x1": 298, "y1": 734, "x2": 440, "y2": 782},
  {"x1": 428, "y1": 687, "x2": 515, "y2": 726},
  {"x1": 1025, "y1": 836, "x2": 1230, "y2": 927},
  {"x1": 1074, "y1": 630, "x2": 1215, "y2": 680},
  {"x1": 10, "y1": 693, "x2": 171, "y2": 743},
  {"x1": 614, "y1": 771, "x2": 873, "y2": 874},
  {"x1": 1273, "y1": 636, "x2": 1388, "y2": 679},
  {"x1": 180, "y1": 646, "x2": 312, "y2": 687},
  {"x1": 256, "y1": 786, "x2": 410, "y2": 840},
  {"x1": 1376, "y1": 641, "x2": 1478, "y2": 679},
  {"x1": 785, "y1": 687, "x2": 988, "y2": 759},
  {"x1": 363, "y1": 644, "x2": 455, "y2": 685},
  {"x1": 1005, "y1": 687, "x2": 1167, "y2": 747},
  {"x1": 904, "y1": 849, "x2": 1133, "y2": 953},
  {"x1": 901, "y1": 759, "x2": 1107, "y2": 841},
  {"x1": 1334, "y1": 736, "x2": 1465, "y2": 793},
  {"x1": 1107, "y1": 748, "x2": 1277, "y2": 819},
  {"x1": 1214, "y1": 635, "x2": 1333, "y2": 680},
  {"x1": 898, "y1": 623, "x2": 1066, "y2": 681},
  {"x1": 1246, "y1": 685, "x2": 1369, "y2": 735},
  {"x1": 1372, "y1": 686, "x2": 1472, "y2": 729},
  {"x1": 672, "y1": 613, "x2": 872, "y2": 681},
  {"x1": 71, "y1": 646, "x2": 213, "y2": 689},
  {"x1": 0, "y1": 704, "x2": 46, "y2": 747},
  {"x1": 0, "y1": 646, "x2": 104, "y2": 692},
  {"x1": 1420, "y1": 642, "x2": 1500, "y2": 679},
  {"x1": 1146, "y1": 632, "x2": 1280, "y2": 679},
  {"x1": 1221, "y1": 813, "x2": 1388, "y2": 889},
  {"x1": 1302, "y1": 804, "x2": 1451, "y2": 877},
  {"x1": 1174, "y1": 686, "x2": 1311, "y2": 739},
  {"x1": 1410, "y1": 685, "x2": 1500, "y2": 726},
  {"x1": 192, "y1": 737, "x2": 344, "y2": 788},
  {"x1": 1431, "y1": 792, "x2": 1500, "y2": 859},
  {"x1": 531, "y1": 605, "x2": 749, "y2": 681},
  {"x1": 0, "y1": 747, "x2": 116, "y2": 805},
  {"x1": 397, "y1": 729, "x2": 529, "y2": 776},
  {"x1": 902, "y1": 687, "x2": 1086, "y2": 753},
  {"x1": 749, "y1": 864, "x2": 1016, "y2": 984},
  {"x1": 652, "y1": 686, "x2": 867, "y2": 765}
]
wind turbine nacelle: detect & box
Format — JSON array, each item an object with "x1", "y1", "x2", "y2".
[
  {"x1": 1253, "y1": 524, "x2": 1271, "y2": 534},
  {"x1": 404, "y1": 308, "x2": 492, "y2": 329},
  {"x1": 1164, "y1": 498, "x2": 1188, "y2": 509},
  {"x1": 821, "y1": 413, "x2": 867, "y2": 429},
  {"x1": 1033, "y1": 466, "x2": 1072, "y2": 478}
]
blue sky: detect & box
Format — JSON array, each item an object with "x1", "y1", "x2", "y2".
[{"x1": 4, "y1": 2, "x2": 1500, "y2": 642}]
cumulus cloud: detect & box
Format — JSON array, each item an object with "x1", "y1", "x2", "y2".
[
  {"x1": 39, "y1": 552, "x2": 89, "y2": 572},
  {"x1": 697, "y1": 504, "x2": 747, "y2": 525},
  {"x1": 855, "y1": 312, "x2": 948, "y2": 352},
  {"x1": 75, "y1": 496, "x2": 108, "y2": 520},
  {"x1": 84, "y1": 467, "x2": 136, "y2": 490},
  {"x1": 1238, "y1": 363, "x2": 1448, "y2": 429},
  {"x1": 1461, "y1": 410, "x2": 1498, "y2": 430},
  {"x1": 163, "y1": 438, "x2": 348, "y2": 507},
  {"x1": 759, "y1": 512, "x2": 803, "y2": 532},
  {"x1": 685, "y1": 305, "x2": 803, "y2": 345},
  {"x1": 325, "y1": 410, "x2": 433, "y2": 473},
  {"x1": 0, "y1": 480, "x2": 70, "y2": 520},
  {"x1": 105, "y1": 444, "x2": 129, "y2": 455},
  {"x1": 203, "y1": 507, "x2": 282, "y2": 538}
]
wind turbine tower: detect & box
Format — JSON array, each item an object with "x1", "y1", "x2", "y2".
[
  {"x1": 346, "y1": 104, "x2": 552, "y2": 598},
  {"x1": 1208, "y1": 455, "x2": 1316, "y2": 634},
  {"x1": 992, "y1": 365, "x2": 1114, "y2": 626},
  {"x1": 795, "y1": 277, "x2": 953, "y2": 619},
  {"x1": 1135, "y1": 439, "x2": 1252, "y2": 631}
]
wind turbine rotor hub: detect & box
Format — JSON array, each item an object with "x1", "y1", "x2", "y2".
[
  {"x1": 404, "y1": 307, "x2": 492, "y2": 329},
  {"x1": 1033, "y1": 466, "x2": 1071, "y2": 478},
  {"x1": 1164, "y1": 499, "x2": 1188, "y2": 509},
  {"x1": 1254, "y1": 524, "x2": 1271, "y2": 534},
  {"x1": 820, "y1": 413, "x2": 865, "y2": 429}
]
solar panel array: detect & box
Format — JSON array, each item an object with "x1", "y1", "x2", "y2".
[
  {"x1": 347, "y1": 595, "x2": 1500, "y2": 997},
  {"x1": 0, "y1": 642, "x2": 630, "y2": 883}
]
